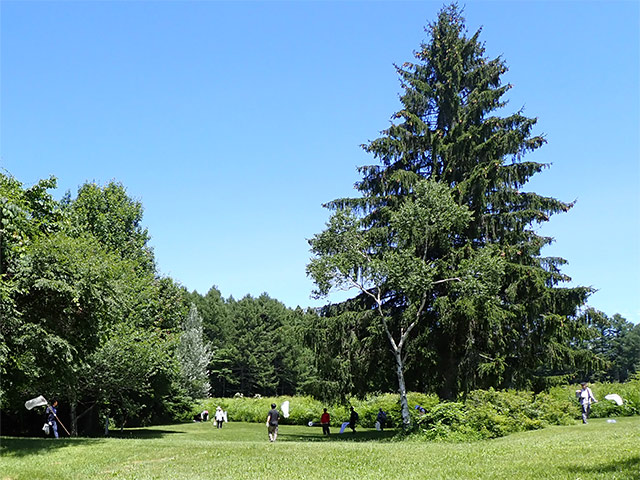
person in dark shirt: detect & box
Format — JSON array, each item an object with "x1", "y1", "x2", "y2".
[
  {"x1": 46, "y1": 400, "x2": 59, "y2": 439},
  {"x1": 376, "y1": 408, "x2": 387, "y2": 431},
  {"x1": 266, "y1": 403, "x2": 280, "y2": 442},
  {"x1": 348, "y1": 406, "x2": 359, "y2": 433}
]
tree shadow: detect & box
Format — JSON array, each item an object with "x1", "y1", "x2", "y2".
[
  {"x1": 565, "y1": 456, "x2": 640, "y2": 480},
  {"x1": 279, "y1": 428, "x2": 398, "y2": 443},
  {"x1": 107, "y1": 428, "x2": 182, "y2": 439},
  {"x1": 0, "y1": 427, "x2": 182, "y2": 457},
  {"x1": 0, "y1": 437, "x2": 105, "y2": 458}
]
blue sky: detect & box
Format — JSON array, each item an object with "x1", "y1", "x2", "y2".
[{"x1": 1, "y1": 1, "x2": 638, "y2": 323}]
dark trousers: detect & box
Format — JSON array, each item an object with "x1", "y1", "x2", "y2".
[
  {"x1": 217, "y1": 420, "x2": 223, "y2": 428},
  {"x1": 322, "y1": 424, "x2": 330, "y2": 435},
  {"x1": 582, "y1": 404, "x2": 591, "y2": 423}
]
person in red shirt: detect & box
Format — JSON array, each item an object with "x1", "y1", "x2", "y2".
[{"x1": 320, "y1": 408, "x2": 330, "y2": 435}]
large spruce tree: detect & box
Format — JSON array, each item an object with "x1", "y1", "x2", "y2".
[{"x1": 310, "y1": 5, "x2": 594, "y2": 401}]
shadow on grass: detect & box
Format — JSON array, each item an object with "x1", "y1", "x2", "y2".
[
  {"x1": 279, "y1": 428, "x2": 398, "y2": 443},
  {"x1": 107, "y1": 428, "x2": 182, "y2": 439},
  {"x1": 565, "y1": 456, "x2": 640, "y2": 480},
  {"x1": 0, "y1": 437, "x2": 105, "y2": 458},
  {"x1": 0, "y1": 428, "x2": 182, "y2": 456}
]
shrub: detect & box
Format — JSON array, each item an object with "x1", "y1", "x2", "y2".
[
  {"x1": 187, "y1": 379, "x2": 639, "y2": 441},
  {"x1": 548, "y1": 378, "x2": 640, "y2": 420}
]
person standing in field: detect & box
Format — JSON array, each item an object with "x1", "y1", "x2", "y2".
[
  {"x1": 577, "y1": 382, "x2": 597, "y2": 424},
  {"x1": 376, "y1": 408, "x2": 387, "y2": 431},
  {"x1": 348, "y1": 406, "x2": 358, "y2": 433},
  {"x1": 214, "y1": 406, "x2": 225, "y2": 429},
  {"x1": 266, "y1": 403, "x2": 279, "y2": 442},
  {"x1": 45, "y1": 400, "x2": 59, "y2": 439},
  {"x1": 320, "y1": 408, "x2": 330, "y2": 435}
]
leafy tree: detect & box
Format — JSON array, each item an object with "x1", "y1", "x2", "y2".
[
  {"x1": 578, "y1": 309, "x2": 640, "y2": 382},
  {"x1": 9, "y1": 232, "x2": 144, "y2": 432},
  {"x1": 177, "y1": 304, "x2": 212, "y2": 399},
  {"x1": 309, "y1": 180, "x2": 502, "y2": 425},
  {"x1": 64, "y1": 181, "x2": 154, "y2": 272},
  {"x1": 302, "y1": 294, "x2": 399, "y2": 401},
  {"x1": 0, "y1": 174, "x2": 63, "y2": 272},
  {"x1": 1, "y1": 174, "x2": 193, "y2": 434},
  {"x1": 309, "y1": 4, "x2": 594, "y2": 402},
  {"x1": 85, "y1": 324, "x2": 183, "y2": 430},
  {"x1": 1, "y1": 174, "x2": 66, "y2": 409}
]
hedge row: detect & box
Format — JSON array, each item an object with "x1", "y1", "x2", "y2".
[{"x1": 189, "y1": 378, "x2": 639, "y2": 441}]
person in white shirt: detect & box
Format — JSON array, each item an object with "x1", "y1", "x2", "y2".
[
  {"x1": 577, "y1": 382, "x2": 597, "y2": 424},
  {"x1": 214, "y1": 406, "x2": 225, "y2": 429}
]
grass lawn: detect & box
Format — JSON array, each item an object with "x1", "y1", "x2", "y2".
[{"x1": 1, "y1": 417, "x2": 638, "y2": 480}]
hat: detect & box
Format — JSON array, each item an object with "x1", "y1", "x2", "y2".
[{"x1": 580, "y1": 382, "x2": 588, "y2": 386}]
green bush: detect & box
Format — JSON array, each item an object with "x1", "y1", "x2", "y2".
[
  {"x1": 548, "y1": 378, "x2": 639, "y2": 420},
  {"x1": 187, "y1": 379, "x2": 639, "y2": 441}
]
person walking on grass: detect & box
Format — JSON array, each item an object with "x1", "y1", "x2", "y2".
[
  {"x1": 577, "y1": 382, "x2": 597, "y2": 424},
  {"x1": 348, "y1": 406, "x2": 359, "y2": 433},
  {"x1": 266, "y1": 403, "x2": 279, "y2": 442},
  {"x1": 214, "y1": 406, "x2": 225, "y2": 429},
  {"x1": 45, "y1": 400, "x2": 59, "y2": 439},
  {"x1": 320, "y1": 408, "x2": 331, "y2": 435}
]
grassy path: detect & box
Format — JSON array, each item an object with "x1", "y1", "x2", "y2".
[{"x1": 1, "y1": 417, "x2": 638, "y2": 479}]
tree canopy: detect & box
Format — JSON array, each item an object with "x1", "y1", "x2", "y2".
[{"x1": 307, "y1": 4, "x2": 599, "y2": 406}]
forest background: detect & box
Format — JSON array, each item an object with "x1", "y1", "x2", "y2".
[{"x1": 1, "y1": 2, "x2": 639, "y2": 436}]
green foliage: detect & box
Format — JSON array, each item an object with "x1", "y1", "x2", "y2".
[
  {"x1": 548, "y1": 378, "x2": 640, "y2": 418},
  {"x1": 64, "y1": 181, "x2": 154, "y2": 272},
  {"x1": 307, "y1": 3, "x2": 597, "y2": 403},
  {"x1": 189, "y1": 380, "x2": 640, "y2": 442},
  {"x1": 0, "y1": 173, "x2": 192, "y2": 434},
  {"x1": 177, "y1": 304, "x2": 212, "y2": 399},
  {"x1": 410, "y1": 388, "x2": 577, "y2": 442},
  {"x1": 85, "y1": 323, "x2": 183, "y2": 428},
  {"x1": 191, "y1": 291, "x2": 317, "y2": 399},
  {"x1": 573, "y1": 309, "x2": 640, "y2": 382}
]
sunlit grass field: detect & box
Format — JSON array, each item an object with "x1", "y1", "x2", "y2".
[{"x1": 1, "y1": 417, "x2": 638, "y2": 480}]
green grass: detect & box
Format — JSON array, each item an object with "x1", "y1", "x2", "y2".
[{"x1": 1, "y1": 417, "x2": 639, "y2": 479}]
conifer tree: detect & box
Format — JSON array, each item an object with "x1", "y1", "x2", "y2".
[
  {"x1": 311, "y1": 4, "x2": 594, "y2": 400},
  {"x1": 177, "y1": 304, "x2": 212, "y2": 399}
]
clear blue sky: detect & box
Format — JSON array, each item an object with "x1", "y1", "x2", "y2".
[{"x1": 2, "y1": 1, "x2": 638, "y2": 323}]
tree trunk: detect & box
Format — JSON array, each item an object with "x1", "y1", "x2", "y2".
[
  {"x1": 438, "y1": 347, "x2": 458, "y2": 400},
  {"x1": 393, "y1": 349, "x2": 411, "y2": 428},
  {"x1": 70, "y1": 399, "x2": 78, "y2": 436}
]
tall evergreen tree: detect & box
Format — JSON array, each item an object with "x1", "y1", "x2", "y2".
[
  {"x1": 177, "y1": 304, "x2": 212, "y2": 399},
  {"x1": 311, "y1": 4, "x2": 594, "y2": 400}
]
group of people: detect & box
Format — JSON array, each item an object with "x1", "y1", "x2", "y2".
[
  {"x1": 265, "y1": 404, "x2": 389, "y2": 442},
  {"x1": 38, "y1": 382, "x2": 601, "y2": 441},
  {"x1": 193, "y1": 406, "x2": 227, "y2": 428},
  {"x1": 264, "y1": 383, "x2": 600, "y2": 443}
]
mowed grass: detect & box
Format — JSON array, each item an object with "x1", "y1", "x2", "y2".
[{"x1": 1, "y1": 417, "x2": 639, "y2": 480}]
